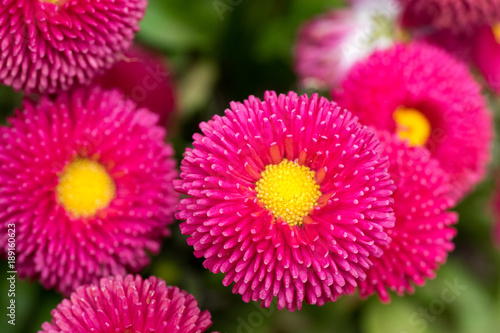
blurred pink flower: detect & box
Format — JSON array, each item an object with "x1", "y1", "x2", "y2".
[
  {"x1": 0, "y1": 0, "x2": 146, "y2": 94},
  {"x1": 92, "y1": 45, "x2": 176, "y2": 128},
  {"x1": 175, "y1": 91, "x2": 396, "y2": 311},
  {"x1": 294, "y1": 0, "x2": 401, "y2": 90},
  {"x1": 334, "y1": 42, "x2": 493, "y2": 201},
  {"x1": 359, "y1": 131, "x2": 457, "y2": 302},
  {"x1": 399, "y1": 0, "x2": 500, "y2": 34},
  {"x1": 0, "y1": 86, "x2": 178, "y2": 295},
  {"x1": 420, "y1": 29, "x2": 475, "y2": 62},
  {"x1": 40, "y1": 275, "x2": 215, "y2": 333},
  {"x1": 473, "y1": 24, "x2": 500, "y2": 95}
]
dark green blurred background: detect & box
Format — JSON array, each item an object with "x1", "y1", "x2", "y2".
[{"x1": 1, "y1": 0, "x2": 500, "y2": 332}]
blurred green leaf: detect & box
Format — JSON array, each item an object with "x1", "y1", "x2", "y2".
[{"x1": 138, "y1": 0, "x2": 223, "y2": 53}]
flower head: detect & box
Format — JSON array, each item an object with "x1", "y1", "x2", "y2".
[
  {"x1": 0, "y1": 86, "x2": 178, "y2": 295},
  {"x1": 92, "y1": 44, "x2": 176, "y2": 127},
  {"x1": 333, "y1": 42, "x2": 493, "y2": 200},
  {"x1": 175, "y1": 91, "x2": 396, "y2": 311},
  {"x1": 421, "y1": 29, "x2": 475, "y2": 62},
  {"x1": 0, "y1": 0, "x2": 147, "y2": 94},
  {"x1": 399, "y1": 0, "x2": 500, "y2": 33},
  {"x1": 294, "y1": 0, "x2": 401, "y2": 90},
  {"x1": 39, "y1": 275, "x2": 215, "y2": 333},
  {"x1": 359, "y1": 131, "x2": 457, "y2": 302},
  {"x1": 473, "y1": 24, "x2": 500, "y2": 95}
]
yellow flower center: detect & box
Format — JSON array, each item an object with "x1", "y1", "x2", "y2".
[
  {"x1": 393, "y1": 107, "x2": 431, "y2": 147},
  {"x1": 256, "y1": 159, "x2": 321, "y2": 226},
  {"x1": 56, "y1": 158, "x2": 116, "y2": 219},
  {"x1": 493, "y1": 23, "x2": 500, "y2": 44},
  {"x1": 40, "y1": 0, "x2": 68, "y2": 5}
]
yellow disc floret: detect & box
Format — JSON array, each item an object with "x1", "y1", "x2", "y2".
[
  {"x1": 256, "y1": 159, "x2": 321, "y2": 226},
  {"x1": 56, "y1": 158, "x2": 116, "y2": 219},
  {"x1": 41, "y1": 0, "x2": 70, "y2": 6},
  {"x1": 393, "y1": 107, "x2": 431, "y2": 147},
  {"x1": 493, "y1": 23, "x2": 500, "y2": 44}
]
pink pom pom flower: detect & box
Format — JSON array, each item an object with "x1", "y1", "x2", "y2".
[
  {"x1": 0, "y1": 86, "x2": 178, "y2": 295},
  {"x1": 359, "y1": 131, "x2": 457, "y2": 302},
  {"x1": 0, "y1": 0, "x2": 147, "y2": 94},
  {"x1": 39, "y1": 275, "x2": 216, "y2": 333},
  {"x1": 294, "y1": 0, "x2": 402, "y2": 90},
  {"x1": 175, "y1": 91, "x2": 396, "y2": 311},
  {"x1": 92, "y1": 44, "x2": 176, "y2": 128},
  {"x1": 334, "y1": 42, "x2": 493, "y2": 201}
]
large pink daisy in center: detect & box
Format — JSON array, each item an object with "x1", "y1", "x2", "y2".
[{"x1": 175, "y1": 91, "x2": 396, "y2": 311}]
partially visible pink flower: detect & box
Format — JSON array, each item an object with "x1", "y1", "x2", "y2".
[
  {"x1": 334, "y1": 42, "x2": 493, "y2": 201},
  {"x1": 92, "y1": 45, "x2": 176, "y2": 127},
  {"x1": 39, "y1": 275, "x2": 215, "y2": 333},
  {"x1": 399, "y1": 0, "x2": 500, "y2": 34},
  {"x1": 473, "y1": 25, "x2": 500, "y2": 95},
  {"x1": 0, "y1": 0, "x2": 146, "y2": 94},
  {"x1": 0, "y1": 86, "x2": 178, "y2": 295},
  {"x1": 175, "y1": 91, "x2": 396, "y2": 311},
  {"x1": 419, "y1": 29, "x2": 475, "y2": 62},
  {"x1": 359, "y1": 131, "x2": 457, "y2": 302},
  {"x1": 294, "y1": 0, "x2": 401, "y2": 90}
]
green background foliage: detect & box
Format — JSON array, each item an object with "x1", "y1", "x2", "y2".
[{"x1": 1, "y1": 0, "x2": 499, "y2": 332}]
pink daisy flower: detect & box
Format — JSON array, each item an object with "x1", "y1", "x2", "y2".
[
  {"x1": 473, "y1": 24, "x2": 500, "y2": 95},
  {"x1": 39, "y1": 275, "x2": 216, "y2": 333},
  {"x1": 175, "y1": 91, "x2": 396, "y2": 311},
  {"x1": 397, "y1": 1, "x2": 500, "y2": 64},
  {"x1": 399, "y1": 0, "x2": 500, "y2": 34},
  {"x1": 333, "y1": 42, "x2": 493, "y2": 201},
  {"x1": 92, "y1": 44, "x2": 176, "y2": 128},
  {"x1": 405, "y1": 27, "x2": 476, "y2": 63},
  {"x1": 294, "y1": 0, "x2": 401, "y2": 90},
  {"x1": 359, "y1": 131, "x2": 457, "y2": 302},
  {"x1": 0, "y1": 86, "x2": 178, "y2": 295},
  {"x1": 0, "y1": 0, "x2": 147, "y2": 94}
]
